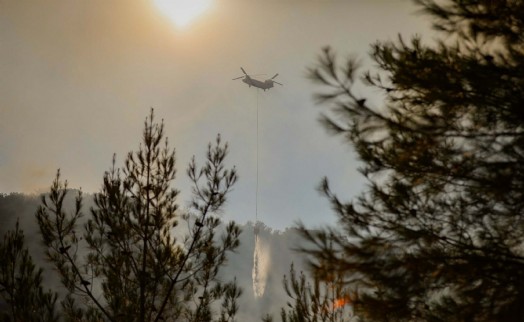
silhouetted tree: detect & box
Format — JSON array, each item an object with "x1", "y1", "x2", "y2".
[
  {"x1": 263, "y1": 263, "x2": 354, "y2": 322},
  {"x1": 0, "y1": 220, "x2": 59, "y2": 321},
  {"x1": 0, "y1": 193, "x2": 41, "y2": 238},
  {"x1": 35, "y1": 109, "x2": 241, "y2": 321},
  {"x1": 300, "y1": 0, "x2": 524, "y2": 321}
]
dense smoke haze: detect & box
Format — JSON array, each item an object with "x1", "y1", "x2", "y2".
[
  {"x1": 0, "y1": 1, "x2": 440, "y2": 320},
  {"x1": 0, "y1": 0, "x2": 433, "y2": 231}
]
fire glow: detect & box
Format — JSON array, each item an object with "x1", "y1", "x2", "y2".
[{"x1": 333, "y1": 296, "x2": 351, "y2": 309}]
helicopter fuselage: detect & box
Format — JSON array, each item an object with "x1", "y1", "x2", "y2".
[
  {"x1": 233, "y1": 68, "x2": 281, "y2": 90},
  {"x1": 242, "y1": 77, "x2": 274, "y2": 90}
]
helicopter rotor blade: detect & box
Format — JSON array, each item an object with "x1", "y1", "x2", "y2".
[
  {"x1": 233, "y1": 74, "x2": 265, "y2": 80},
  {"x1": 241, "y1": 67, "x2": 247, "y2": 75},
  {"x1": 273, "y1": 81, "x2": 283, "y2": 86},
  {"x1": 271, "y1": 73, "x2": 279, "y2": 79}
]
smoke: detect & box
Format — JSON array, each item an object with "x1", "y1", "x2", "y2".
[{"x1": 252, "y1": 233, "x2": 270, "y2": 298}]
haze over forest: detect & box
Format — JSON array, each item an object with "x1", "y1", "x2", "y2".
[
  {"x1": 0, "y1": 0, "x2": 433, "y2": 231},
  {"x1": 0, "y1": 193, "x2": 308, "y2": 321}
]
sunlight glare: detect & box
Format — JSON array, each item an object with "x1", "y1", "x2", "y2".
[{"x1": 154, "y1": 0, "x2": 212, "y2": 28}]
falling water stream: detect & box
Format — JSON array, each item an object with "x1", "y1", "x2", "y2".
[
  {"x1": 252, "y1": 232, "x2": 270, "y2": 298},
  {"x1": 251, "y1": 88, "x2": 272, "y2": 298}
]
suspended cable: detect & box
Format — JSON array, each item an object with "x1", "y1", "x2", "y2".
[{"x1": 256, "y1": 88, "x2": 259, "y2": 224}]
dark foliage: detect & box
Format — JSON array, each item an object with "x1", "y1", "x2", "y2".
[
  {"x1": 0, "y1": 220, "x2": 59, "y2": 322},
  {"x1": 301, "y1": 1, "x2": 524, "y2": 321},
  {"x1": 263, "y1": 263, "x2": 354, "y2": 322},
  {"x1": 0, "y1": 194, "x2": 312, "y2": 322},
  {"x1": 33, "y1": 109, "x2": 241, "y2": 321}
]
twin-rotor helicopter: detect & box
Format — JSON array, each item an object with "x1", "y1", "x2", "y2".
[
  {"x1": 232, "y1": 67, "x2": 282, "y2": 237},
  {"x1": 233, "y1": 67, "x2": 283, "y2": 91}
]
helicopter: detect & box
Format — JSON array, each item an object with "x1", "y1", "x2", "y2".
[{"x1": 233, "y1": 67, "x2": 283, "y2": 91}]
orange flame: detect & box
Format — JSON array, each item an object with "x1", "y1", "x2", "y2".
[{"x1": 333, "y1": 296, "x2": 351, "y2": 309}]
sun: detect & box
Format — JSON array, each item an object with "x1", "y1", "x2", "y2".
[{"x1": 154, "y1": 0, "x2": 213, "y2": 28}]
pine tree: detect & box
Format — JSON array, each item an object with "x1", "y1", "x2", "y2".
[
  {"x1": 263, "y1": 263, "x2": 354, "y2": 322},
  {"x1": 300, "y1": 1, "x2": 524, "y2": 321},
  {"x1": 36, "y1": 109, "x2": 241, "y2": 321},
  {"x1": 0, "y1": 220, "x2": 59, "y2": 322}
]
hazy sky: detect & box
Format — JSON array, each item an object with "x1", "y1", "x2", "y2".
[{"x1": 0, "y1": 0, "x2": 433, "y2": 230}]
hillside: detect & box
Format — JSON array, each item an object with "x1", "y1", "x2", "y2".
[{"x1": 0, "y1": 192, "x2": 309, "y2": 321}]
